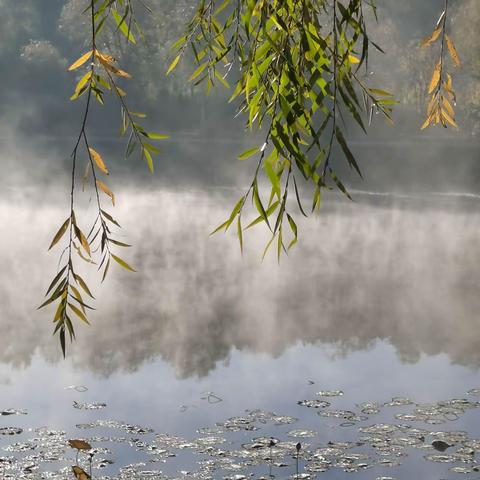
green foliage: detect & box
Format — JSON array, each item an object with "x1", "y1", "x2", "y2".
[{"x1": 169, "y1": 0, "x2": 395, "y2": 256}]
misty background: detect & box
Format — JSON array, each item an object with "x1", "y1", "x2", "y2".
[{"x1": 0, "y1": 0, "x2": 479, "y2": 192}]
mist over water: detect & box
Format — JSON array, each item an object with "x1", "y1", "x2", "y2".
[{"x1": 1, "y1": 187, "x2": 479, "y2": 378}]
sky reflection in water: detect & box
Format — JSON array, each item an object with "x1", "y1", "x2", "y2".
[{"x1": 0, "y1": 189, "x2": 479, "y2": 479}]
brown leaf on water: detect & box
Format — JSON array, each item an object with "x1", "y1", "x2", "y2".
[
  {"x1": 69, "y1": 439, "x2": 91, "y2": 450},
  {"x1": 72, "y1": 465, "x2": 91, "y2": 480}
]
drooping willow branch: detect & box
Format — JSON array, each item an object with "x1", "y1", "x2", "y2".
[
  {"x1": 40, "y1": 0, "x2": 168, "y2": 356},
  {"x1": 421, "y1": 0, "x2": 461, "y2": 130},
  {"x1": 169, "y1": 0, "x2": 396, "y2": 258}
]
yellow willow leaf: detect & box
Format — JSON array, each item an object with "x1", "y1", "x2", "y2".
[
  {"x1": 68, "y1": 50, "x2": 93, "y2": 71},
  {"x1": 440, "y1": 111, "x2": 447, "y2": 127},
  {"x1": 88, "y1": 147, "x2": 109, "y2": 174},
  {"x1": 107, "y1": 63, "x2": 131, "y2": 79},
  {"x1": 94, "y1": 50, "x2": 115, "y2": 63},
  {"x1": 421, "y1": 27, "x2": 442, "y2": 48},
  {"x1": 443, "y1": 86, "x2": 455, "y2": 101},
  {"x1": 115, "y1": 86, "x2": 127, "y2": 97},
  {"x1": 74, "y1": 71, "x2": 92, "y2": 94},
  {"x1": 444, "y1": 75, "x2": 456, "y2": 102},
  {"x1": 97, "y1": 56, "x2": 131, "y2": 78},
  {"x1": 446, "y1": 72, "x2": 453, "y2": 91},
  {"x1": 421, "y1": 106, "x2": 437, "y2": 130},
  {"x1": 427, "y1": 93, "x2": 438, "y2": 115},
  {"x1": 428, "y1": 61, "x2": 441, "y2": 94},
  {"x1": 74, "y1": 225, "x2": 91, "y2": 257},
  {"x1": 348, "y1": 54, "x2": 360, "y2": 64},
  {"x1": 435, "y1": 108, "x2": 441, "y2": 125},
  {"x1": 442, "y1": 109, "x2": 458, "y2": 128},
  {"x1": 445, "y1": 35, "x2": 461, "y2": 67},
  {"x1": 166, "y1": 54, "x2": 181, "y2": 75},
  {"x1": 96, "y1": 180, "x2": 115, "y2": 206},
  {"x1": 442, "y1": 97, "x2": 455, "y2": 117},
  {"x1": 421, "y1": 117, "x2": 431, "y2": 130}
]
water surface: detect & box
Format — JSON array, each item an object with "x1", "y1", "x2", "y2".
[{"x1": 0, "y1": 188, "x2": 479, "y2": 479}]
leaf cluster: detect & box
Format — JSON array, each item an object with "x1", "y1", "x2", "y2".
[
  {"x1": 169, "y1": 0, "x2": 395, "y2": 258},
  {"x1": 421, "y1": 2, "x2": 461, "y2": 130}
]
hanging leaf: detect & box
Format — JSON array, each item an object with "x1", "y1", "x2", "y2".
[
  {"x1": 420, "y1": 27, "x2": 442, "y2": 48},
  {"x1": 45, "y1": 266, "x2": 67, "y2": 296},
  {"x1": 96, "y1": 180, "x2": 115, "y2": 206},
  {"x1": 238, "y1": 146, "x2": 259, "y2": 160},
  {"x1": 237, "y1": 216, "x2": 243, "y2": 254},
  {"x1": 143, "y1": 148, "x2": 154, "y2": 173},
  {"x1": 442, "y1": 110, "x2": 458, "y2": 128},
  {"x1": 73, "y1": 71, "x2": 92, "y2": 96},
  {"x1": 89, "y1": 147, "x2": 109, "y2": 174},
  {"x1": 146, "y1": 132, "x2": 170, "y2": 140},
  {"x1": 68, "y1": 51, "x2": 93, "y2": 71},
  {"x1": 74, "y1": 274, "x2": 94, "y2": 299},
  {"x1": 111, "y1": 8, "x2": 137, "y2": 44},
  {"x1": 111, "y1": 254, "x2": 136, "y2": 272},
  {"x1": 445, "y1": 35, "x2": 461, "y2": 67},
  {"x1": 428, "y1": 61, "x2": 441, "y2": 94},
  {"x1": 74, "y1": 226, "x2": 91, "y2": 257},
  {"x1": 68, "y1": 303, "x2": 91, "y2": 325},
  {"x1": 48, "y1": 218, "x2": 70, "y2": 250},
  {"x1": 166, "y1": 54, "x2": 181, "y2": 75}
]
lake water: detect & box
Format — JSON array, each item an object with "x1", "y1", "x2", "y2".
[{"x1": 1, "y1": 187, "x2": 480, "y2": 479}]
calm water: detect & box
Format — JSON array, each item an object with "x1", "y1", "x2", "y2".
[{"x1": 1, "y1": 188, "x2": 480, "y2": 479}]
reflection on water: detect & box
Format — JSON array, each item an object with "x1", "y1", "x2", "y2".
[
  {"x1": 0, "y1": 346, "x2": 479, "y2": 479},
  {"x1": 1, "y1": 187, "x2": 480, "y2": 478},
  {"x1": 1, "y1": 189, "x2": 480, "y2": 375}
]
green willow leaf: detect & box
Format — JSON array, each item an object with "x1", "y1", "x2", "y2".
[
  {"x1": 237, "y1": 146, "x2": 260, "y2": 160},
  {"x1": 68, "y1": 302, "x2": 91, "y2": 325},
  {"x1": 74, "y1": 274, "x2": 94, "y2": 299},
  {"x1": 45, "y1": 265, "x2": 67, "y2": 296},
  {"x1": 112, "y1": 8, "x2": 137, "y2": 44},
  {"x1": 48, "y1": 218, "x2": 70, "y2": 250},
  {"x1": 111, "y1": 254, "x2": 136, "y2": 272}
]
